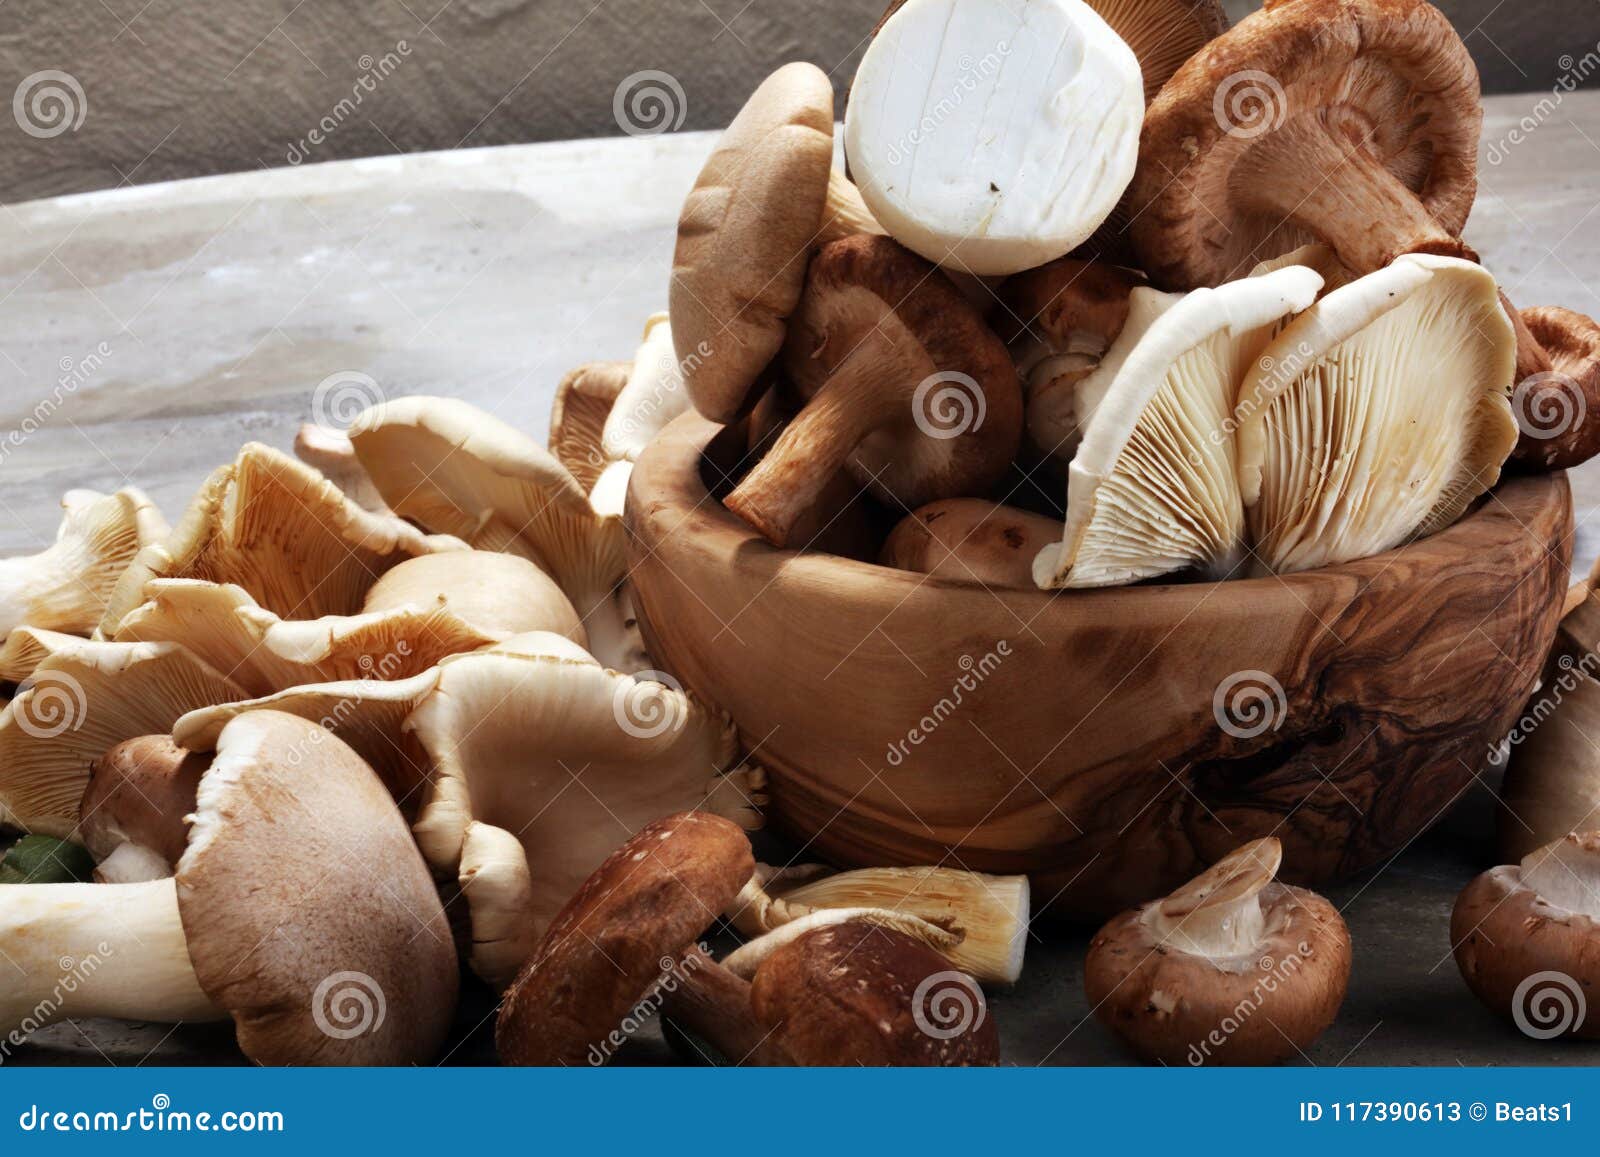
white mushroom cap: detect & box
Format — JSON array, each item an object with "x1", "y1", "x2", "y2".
[
  {"x1": 1033, "y1": 264, "x2": 1324, "y2": 588},
  {"x1": 844, "y1": 0, "x2": 1143, "y2": 276},
  {"x1": 1236, "y1": 254, "x2": 1518, "y2": 574},
  {"x1": 0, "y1": 488, "x2": 165, "y2": 640},
  {"x1": 600, "y1": 313, "x2": 695, "y2": 465}
]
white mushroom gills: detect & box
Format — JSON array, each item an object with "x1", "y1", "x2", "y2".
[
  {"x1": 1519, "y1": 832, "x2": 1600, "y2": 918},
  {"x1": 0, "y1": 878, "x2": 222, "y2": 1030},
  {"x1": 1143, "y1": 838, "x2": 1283, "y2": 959}
]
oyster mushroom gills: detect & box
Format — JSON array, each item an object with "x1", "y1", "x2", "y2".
[
  {"x1": 0, "y1": 711, "x2": 457, "y2": 1064},
  {"x1": 724, "y1": 234, "x2": 1022, "y2": 547},
  {"x1": 1084, "y1": 838, "x2": 1351, "y2": 1064},
  {"x1": 1451, "y1": 833, "x2": 1600, "y2": 1039},
  {"x1": 845, "y1": 0, "x2": 1144, "y2": 276}
]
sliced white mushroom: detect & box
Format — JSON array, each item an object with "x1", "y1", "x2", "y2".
[
  {"x1": 1033, "y1": 264, "x2": 1324, "y2": 588},
  {"x1": 1236, "y1": 254, "x2": 1518, "y2": 574}
]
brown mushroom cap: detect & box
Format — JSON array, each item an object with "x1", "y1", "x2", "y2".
[
  {"x1": 671, "y1": 62, "x2": 836, "y2": 423},
  {"x1": 1084, "y1": 838, "x2": 1351, "y2": 1064},
  {"x1": 550, "y1": 361, "x2": 630, "y2": 491},
  {"x1": 881, "y1": 499, "x2": 1060, "y2": 588},
  {"x1": 1451, "y1": 833, "x2": 1600, "y2": 1039},
  {"x1": 78, "y1": 735, "x2": 205, "y2": 880},
  {"x1": 176, "y1": 710, "x2": 458, "y2": 1065},
  {"x1": 724, "y1": 234, "x2": 1021, "y2": 547},
  {"x1": 496, "y1": 811, "x2": 754, "y2": 1065},
  {"x1": 1509, "y1": 307, "x2": 1600, "y2": 471},
  {"x1": 1128, "y1": 0, "x2": 1480, "y2": 288},
  {"x1": 997, "y1": 257, "x2": 1142, "y2": 351},
  {"x1": 749, "y1": 921, "x2": 1000, "y2": 1065}
]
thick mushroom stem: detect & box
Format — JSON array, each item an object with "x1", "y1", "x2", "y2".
[
  {"x1": 656, "y1": 946, "x2": 792, "y2": 1065},
  {"x1": 1144, "y1": 838, "x2": 1281, "y2": 958},
  {"x1": 1231, "y1": 115, "x2": 1476, "y2": 274},
  {"x1": 818, "y1": 171, "x2": 884, "y2": 245},
  {"x1": 0, "y1": 878, "x2": 222, "y2": 1030},
  {"x1": 1520, "y1": 833, "x2": 1600, "y2": 917},
  {"x1": 722, "y1": 907, "x2": 964, "y2": 978},
  {"x1": 725, "y1": 372, "x2": 900, "y2": 547}
]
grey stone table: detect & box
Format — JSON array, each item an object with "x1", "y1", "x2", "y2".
[{"x1": 4, "y1": 92, "x2": 1600, "y2": 1067}]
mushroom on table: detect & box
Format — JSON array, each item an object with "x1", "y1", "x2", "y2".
[{"x1": 881, "y1": 499, "x2": 1061, "y2": 590}]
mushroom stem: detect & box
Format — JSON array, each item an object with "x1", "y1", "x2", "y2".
[
  {"x1": 818, "y1": 170, "x2": 884, "y2": 244},
  {"x1": 1519, "y1": 833, "x2": 1600, "y2": 918},
  {"x1": 1143, "y1": 839, "x2": 1282, "y2": 959},
  {"x1": 656, "y1": 946, "x2": 792, "y2": 1065},
  {"x1": 722, "y1": 907, "x2": 964, "y2": 978},
  {"x1": 1231, "y1": 115, "x2": 1476, "y2": 274},
  {"x1": 725, "y1": 370, "x2": 900, "y2": 547},
  {"x1": 0, "y1": 878, "x2": 223, "y2": 1030}
]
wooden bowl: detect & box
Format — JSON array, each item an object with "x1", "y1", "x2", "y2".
[{"x1": 625, "y1": 414, "x2": 1573, "y2": 920}]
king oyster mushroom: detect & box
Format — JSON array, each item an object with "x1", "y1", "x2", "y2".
[
  {"x1": 1234, "y1": 254, "x2": 1517, "y2": 574},
  {"x1": 724, "y1": 234, "x2": 1022, "y2": 547},
  {"x1": 1452, "y1": 833, "x2": 1600, "y2": 1039},
  {"x1": 0, "y1": 488, "x2": 165, "y2": 644},
  {"x1": 0, "y1": 711, "x2": 458, "y2": 1064},
  {"x1": 348, "y1": 396, "x2": 649, "y2": 674},
  {"x1": 1032, "y1": 263, "x2": 1323, "y2": 588},
  {"x1": 671, "y1": 62, "x2": 881, "y2": 426},
  {"x1": 1085, "y1": 838, "x2": 1351, "y2": 1064},
  {"x1": 844, "y1": 0, "x2": 1144, "y2": 276}
]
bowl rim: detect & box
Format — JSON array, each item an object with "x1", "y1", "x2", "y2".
[{"x1": 628, "y1": 412, "x2": 1571, "y2": 603}]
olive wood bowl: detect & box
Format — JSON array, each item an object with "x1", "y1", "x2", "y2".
[{"x1": 625, "y1": 414, "x2": 1573, "y2": 920}]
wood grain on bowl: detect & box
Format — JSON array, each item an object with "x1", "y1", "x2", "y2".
[{"x1": 626, "y1": 414, "x2": 1573, "y2": 920}]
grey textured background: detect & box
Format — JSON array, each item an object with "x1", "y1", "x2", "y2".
[{"x1": 0, "y1": 0, "x2": 1596, "y2": 203}]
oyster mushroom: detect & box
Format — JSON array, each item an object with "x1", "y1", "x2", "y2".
[
  {"x1": 0, "y1": 711, "x2": 458, "y2": 1064},
  {"x1": 0, "y1": 638, "x2": 243, "y2": 836},
  {"x1": 0, "y1": 626, "x2": 81, "y2": 688},
  {"x1": 1128, "y1": 0, "x2": 1481, "y2": 288},
  {"x1": 725, "y1": 234, "x2": 1022, "y2": 547},
  {"x1": 1084, "y1": 837, "x2": 1351, "y2": 1064},
  {"x1": 550, "y1": 360, "x2": 630, "y2": 490},
  {"x1": 99, "y1": 442, "x2": 462, "y2": 636},
  {"x1": 881, "y1": 499, "x2": 1061, "y2": 589},
  {"x1": 1509, "y1": 306, "x2": 1600, "y2": 471},
  {"x1": 0, "y1": 488, "x2": 165, "y2": 640},
  {"x1": 844, "y1": 0, "x2": 1144, "y2": 276},
  {"x1": 1032, "y1": 263, "x2": 1323, "y2": 588},
  {"x1": 348, "y1": 396, "x2": 648, "y2": 673},
  {"x1": 600, "y1": 313, "x2": 695, "y2": 467},
  {"x1": 1235, "y1": 254, "x2": 1517, "y2": 574},
  {"x1": 998, "y1": 257, "x2": 1144, "y2": 462},
  {"x1": 292, "y1": 424, "x2": 390, "y2": 513},
  {"x1": 77, "y1": 734, "x2": 204, "y2": 883},
  {"x1": 671, "y1": 62, "x2": 880, "y2": 425},
  {"x1": 1451, "y1": 832, "x2": 1600, "y2": 1039}
]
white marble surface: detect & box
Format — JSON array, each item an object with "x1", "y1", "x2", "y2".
[{"x1": 3, "y1": 92, "x2": 1599, "y2": 569}]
